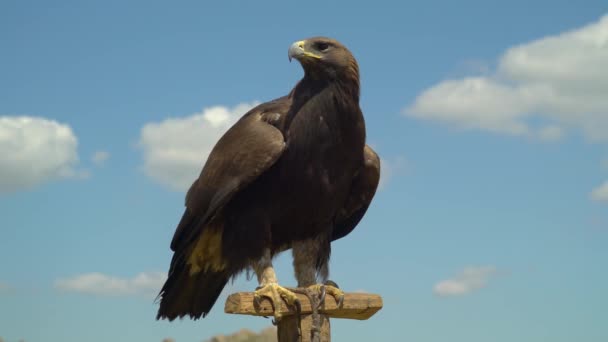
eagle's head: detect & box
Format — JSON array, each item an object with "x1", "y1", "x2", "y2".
[{"x1": 288, "y1": 37, "x2": 359, "y2": 84}]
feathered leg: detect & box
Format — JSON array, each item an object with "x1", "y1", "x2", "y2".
[
  {"x1": 292, "y1": 237, "x2": 344, "y2": 342},
  {"x1": 253, "y1": 249, "x2": 301, "y2": 324}
]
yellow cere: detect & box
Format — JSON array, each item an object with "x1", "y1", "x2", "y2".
[{"x1": 298, "y1": 40, "x2": 322, "y2": 59}]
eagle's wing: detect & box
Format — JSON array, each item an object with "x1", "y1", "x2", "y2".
[
  {"x1": 170, "y1": 101, "x2": 288, "y2": 252},
  {"x1": 332, "y1": 145, "x2": 380, "y2": 241}
]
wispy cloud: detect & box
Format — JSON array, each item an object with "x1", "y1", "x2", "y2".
[
  {"x1": 405, "y1": 14, "x2": 608, "y2": 142},
  {"x1": 55, "y1": 272, "x2": 166, "y2": 297},
  {"x1": 591, "y1": 181, "x2": 608, "y2": 202},
  {"x1": 0, "y1": 115, "x2": 86, "y2": 193},
  {"x1": 91, "y1": 150, "x2": 110, "y2": 166},
  {"x1": 138, "y1": 102, "x2": 259, "y2": 191},
  {"x1": 379, "y1": 156, "x2": 407, "y2": 189},
  {"x1": 433, "y1": 266, "x2": 497, "y2": 297}
]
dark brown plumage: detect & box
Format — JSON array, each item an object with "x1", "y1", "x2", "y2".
[{"x1": 156, "y1": 37, "x2": 380, "y2": 321}]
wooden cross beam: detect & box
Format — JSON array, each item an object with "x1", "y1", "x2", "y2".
[{"x1": 224, "y1": 291, "x2": 383, "y2": 342}]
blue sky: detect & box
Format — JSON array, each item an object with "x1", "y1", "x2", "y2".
[{"x1": 1, "y1": 1, "x2": 607, "y2": 341}]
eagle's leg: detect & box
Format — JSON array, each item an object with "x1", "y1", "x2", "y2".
[
  {"x1": 253, "y1": 249, "x2": 301, "y2": 324},
  {"x1": 292, "y1": 237, "x2": 335, "y2": 342}
]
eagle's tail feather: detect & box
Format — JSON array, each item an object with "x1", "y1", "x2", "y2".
[{"x1": 156, "y1": 255, "x2": 229, "y2": 321}]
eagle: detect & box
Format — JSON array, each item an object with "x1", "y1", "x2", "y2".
[{"x1": 156, "y1": 37, "x2": 380, "y2": 327}]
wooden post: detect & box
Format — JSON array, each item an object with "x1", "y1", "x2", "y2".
[{"x1": 225, "y1": 292, "x2": 383, "y2": 342}]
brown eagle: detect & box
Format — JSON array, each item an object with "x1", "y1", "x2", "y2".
[{"x1": 156, "y1": 37, "x2": 380, "y2": 324}]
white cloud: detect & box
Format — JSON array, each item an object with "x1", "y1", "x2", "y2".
[
  {"x1": 379, "y1": 156, "x2": 406, "y2": 189},
  {"x1": 138, "y1": 102, "x2": 259, "y2": 191},
  {"x1": 91, "y1": 150, "x2": 110, "y2": 166},
  {"x1": 55, "y1": 272, "x2": 166, "y2": 297},
  {"x1": 0, "y1": 115, "x2": 84, "y2": 193},
  {"x1": 591, "y1": 181, "x2": 608, "y2": 202},
  {"x1": 406, "y1": 14, "x2": 608, "y2": 142},
  {"x1": 433, "y1": 266, "x2": 497, "y2": 297}
]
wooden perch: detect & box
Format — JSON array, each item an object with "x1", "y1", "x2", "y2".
[
  {"x1": 225, "y1": 291, "x2": 382, "y2": 320},
  {"x1": 225, "y1": 291, "x2": 383, "y2": 342}
]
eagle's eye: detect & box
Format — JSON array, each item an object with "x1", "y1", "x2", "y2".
[{"x1": 315, "y1": 42, "x2": 330, "y2": 52}]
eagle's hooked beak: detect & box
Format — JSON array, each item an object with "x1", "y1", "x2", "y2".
[
  {"x1": 288, "y1": 40, "x2": 321, "y2": 62},
  {"x1": 288, "y1": 41, "x2": 305, "y2": 62}
]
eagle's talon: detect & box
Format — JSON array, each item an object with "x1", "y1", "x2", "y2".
[
  {"x1": 321, "y1": 280, "x2": 345, "y2": 307},
  {"x1": 318, "y1": 285, "x2": 327, "y2": 306},
  {"x1": 326, "y1": 285, "x2": 345, "y2": 307},
  {"x1": 324, "y1": 280, "x2": 339, "y2": 289},
  {"x1": 337, "y1": 294, "x2": 345, "y2": 307},
  {"x1": 294, "y1": 298, "x2": 302, "y2": 315},
  {"x1": 253, "y1": 282, "x2": 300, "y2": 323}
]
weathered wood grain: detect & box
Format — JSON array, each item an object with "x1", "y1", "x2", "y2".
[{"x1": 224, "y1": 292, "x2": 383, "y2": 320}]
